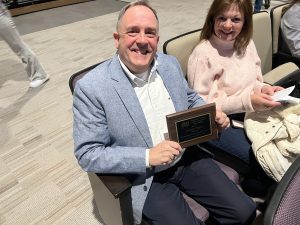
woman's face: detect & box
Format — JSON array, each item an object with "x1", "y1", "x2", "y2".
[{"x1": 214, "y1": 4, "x2": 244, "y2": 41}]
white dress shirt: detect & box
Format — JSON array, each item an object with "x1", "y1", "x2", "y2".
[{"x1": 118, "y1": 56, "x2": 185, "y2": 168}]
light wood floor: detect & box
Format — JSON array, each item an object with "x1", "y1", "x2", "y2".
[{"x1": 0, "y1": 0, "x2": 287, "y2": 224}]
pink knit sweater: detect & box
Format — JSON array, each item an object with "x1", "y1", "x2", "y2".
[{"x1": 187, "y1": 35, "x2": 265, "y2": 114}]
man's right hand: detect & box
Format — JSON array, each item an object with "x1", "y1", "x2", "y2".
[{"x1": 149, "y1": 141, "x2": 182, "y2": 166}]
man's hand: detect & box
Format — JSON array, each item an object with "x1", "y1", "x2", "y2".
[
  {"x1": 215, "y1": 109, "x2": 230, "y2": 130},
  {"x1": 149, "y1": 141, "x2": 182, "y2": 166},
  {"x1": 251, "y1": 93, "x2": 282, "y2": 111}
]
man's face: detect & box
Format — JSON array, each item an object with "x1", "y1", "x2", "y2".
[
  {"x1": 114, "y1": 5, "x2": 159, "y2": 74},
  {"x1": 214, "y1": 4, "x2": 244, "y2": 42}
]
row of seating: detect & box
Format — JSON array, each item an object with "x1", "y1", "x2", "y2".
[{"x1": 69, "y1": 4, "x2": 300, "y2": 225}]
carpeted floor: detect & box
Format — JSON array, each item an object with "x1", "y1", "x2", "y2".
[
  {"x1": 12, "y1": 0, "x2": 127, "y2": 35},
  {"x1": 0, "y1": 1, "x2": 290, "y2": 225}
]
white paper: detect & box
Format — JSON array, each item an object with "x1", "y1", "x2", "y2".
[
  {"x1": 231, "y1": 120, "x2": 244, "y2": 128},
  {"x1": 272, "y1": 86, "x2": 300, "y2": 104}
]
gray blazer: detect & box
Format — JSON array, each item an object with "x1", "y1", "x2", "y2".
[{"x1": 73, "y1": 53, "x2": 205, "y2": 224}]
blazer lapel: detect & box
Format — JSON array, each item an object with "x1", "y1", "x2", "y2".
[
  {"x1": 109, "y1": 57, "x2": 153, "y2": 147},
  {"x1": 157, "y1": 64, "x2": 186, "y2": 112}
]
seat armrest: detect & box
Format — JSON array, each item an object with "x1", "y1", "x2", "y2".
[
  {"x1": 89, "y1": 173, "x2": 134, "y2": 225},
  {"x1": 97, "y1": 174, "x2": 132, "y2": 198},
  {"x1": 263, "y1": 62, "x2": 299, "y2": 85},
  {"x1": 271, "y1": 68, "x2": 300, "y2": 89}
]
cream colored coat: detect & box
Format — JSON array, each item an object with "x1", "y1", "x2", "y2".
[{"x1": 244, "y1": 104, "x2": 300, "y2": 181}]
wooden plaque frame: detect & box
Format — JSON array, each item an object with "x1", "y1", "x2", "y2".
[{"x1": 166, "y1": 103, "x2": 218, "y2": 148}]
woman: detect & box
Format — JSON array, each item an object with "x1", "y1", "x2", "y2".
[
  {"x1": 0, "y1": 1, "x2": 49, "y2": 87},
  {"x1": 187, "y1": 0, "x2": 283, "y2": 196},
  {"x1": 281, "y1": 0, "x2": 300, "y2": 58}
]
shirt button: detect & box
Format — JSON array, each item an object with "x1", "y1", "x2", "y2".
[
  {"x1": 272, "y1": 125, "x2": 275, "y2": 128},
  {"x1": 265, "y1": 131, "x2": 269, "y2": 134},
  {"x1": 143, "y1": 186, "x2": 147, "y2": 191}
]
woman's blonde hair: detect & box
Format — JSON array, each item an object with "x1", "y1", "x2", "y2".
[{"x1": 200, "y1": 0, "x2": 253, "y2": 55}]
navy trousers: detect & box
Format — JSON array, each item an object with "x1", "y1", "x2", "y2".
[
  {"x1": 207, "y1": 126, "x2": 251, "y2": 164},
  {"x1": 142, "y1": 147, "x2": 256, "y2": 225},
  {"x1": 206, "y1": 124, "x2": 275, "y2": 193}
]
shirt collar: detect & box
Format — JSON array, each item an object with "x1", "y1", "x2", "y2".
[{"x1": 118, "y1": 55, "x2": 158, "y2": 86}]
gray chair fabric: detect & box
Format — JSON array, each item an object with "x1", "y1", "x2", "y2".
[
  {"x1": 214, "y1": 160, "x2": 239, "y2": 184},
  {"x1": 182, "y1": 193, "x2": 210, "y2": 222},
  {"x1": 263, "y1": 156, "x2": 300, "y2": 225}
]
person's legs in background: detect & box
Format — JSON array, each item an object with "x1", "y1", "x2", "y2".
[
  {"x1": 0, "y1": 9, "x2": 49, "y2": 88},
  {"x1": 254, "y1": 0, "x2": 263, "y2": 13}
]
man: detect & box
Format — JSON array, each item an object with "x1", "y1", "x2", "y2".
[
  {"x1": 0, "y1": 1, "x2": 49, "y2": 88},
  {"x1": 281, "y1": 0, "x2": 300, "y2": 58},
  {"x1": 73, "y1": 1, "x2": 256, "y2": 224}
]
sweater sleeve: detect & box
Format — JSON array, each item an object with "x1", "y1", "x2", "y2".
[
  {"x1": 187, "y1": 50, "x2": 217, "y2": 102},
  {"x1": 220, "y1": 88, "x2": 254, "y2": 114}
]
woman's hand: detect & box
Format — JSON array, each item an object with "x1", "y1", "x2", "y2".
[
  {"x1": 251, "y1": 93, "x2": 282, "y2": 111},
  {"x1": 215, "y1": 109, "x2": 230, "y2": 130},
  {"x1": 261, "y1": 85, "x2": 284, "y2": 95}
]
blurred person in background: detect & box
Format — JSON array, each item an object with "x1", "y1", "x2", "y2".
[
  {"x1": 281, "y1": 0, "x2": 300, "y2": 58},
  {"x1": 254, "y1": 0, "x2": 263, "y2": 12},
  {"x1": 0, "y1": 0, "x2": 49, "y2": 88}
]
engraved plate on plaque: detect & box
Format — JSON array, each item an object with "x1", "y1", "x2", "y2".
[{"x1": 166, "y1": 103, "x2": 218, "y2": 148}]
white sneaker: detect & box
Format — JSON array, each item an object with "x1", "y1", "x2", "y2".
[{"x1": 29, "y1": 75, "x2": 49, "y2": 88}]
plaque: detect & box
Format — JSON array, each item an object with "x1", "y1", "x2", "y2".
[{"x1": 166, "y1": 103, "x2": 218, "y2": 148}]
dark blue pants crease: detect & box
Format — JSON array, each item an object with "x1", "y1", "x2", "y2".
[{"x1": 142, "y1": 147, "x2": 256, "y2": 225}]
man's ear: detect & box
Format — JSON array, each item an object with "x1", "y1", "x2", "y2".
[{"x1": 113, "y1": 32, "x2": 119, "y2": 49}]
